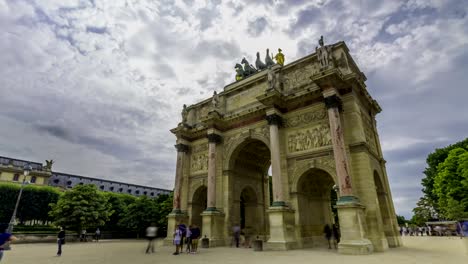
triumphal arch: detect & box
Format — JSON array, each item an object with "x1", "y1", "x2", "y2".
[{"x1": 166, "y1": 38, "x2": 402, "y2": 254}]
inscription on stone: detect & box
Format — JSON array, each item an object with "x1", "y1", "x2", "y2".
[{"x1": 226, "y1": 83, "x2": 266, "y2": 112}]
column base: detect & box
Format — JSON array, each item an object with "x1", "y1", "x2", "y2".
[
  {"x1": 386, "y1": 235, "x2": 403, "y2": 248},
  {"x1": 265, "y1": 206, "x2": 297, "y2": 251},
  {"x1": 201, "y1": 209, "x2": 225, "y2": 247},
  {"x1": 338, "y1": 239, "x2": 374, "y2": 255},
  {"x1": 336, "y1": 196, "x2": 374, "y2": 255},
  {"x1": 164, "y1": 211, "x2": 188, "y2": 246}
]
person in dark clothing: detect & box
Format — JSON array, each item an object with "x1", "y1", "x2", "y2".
[
  {"x1": 57, "y1": 227, "x2": 66, "y2": 256},
  {"x1": 190, "y1": 225, "x2": 201, "y2": 253},
  {"x1": 323, "y1": 224, "x2": 332, "y2": 249},
  {"x1": 0, "y1": 223, "x2": 16, "y2": 262},
  {"x1": 233, "y1": 224, "x2": 240, "y2": 248},
  {"x1": 332, "y1": 224, "x2": 340, "y2": 249}
]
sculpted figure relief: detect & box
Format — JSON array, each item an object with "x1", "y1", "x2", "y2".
[
  {"x1": 191, "y1": 153, "x2": 208, "y2": 172},
  {"x1": 287, "y1": 124, "x2": 332, "y2": 153}
]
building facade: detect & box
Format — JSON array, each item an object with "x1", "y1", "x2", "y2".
[
  {"x1": 49, "y1": 172, "x2": 171, "y2": 197},
  {"x1": 0, "y1": 156, "x2": 171, "y2": 198},
  {"x1": 0, "y1": 156, "x2": 51, "y2": 185}
]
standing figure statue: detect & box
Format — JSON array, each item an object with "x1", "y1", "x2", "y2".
[
  {"x1": 265, "y1": 48, "x2": 275, "y2": 67},
  {"x1": 181, "y1": 104, "x2": 188, "y2": 123},
  {"x1": 212, "y1": 91, "x2": 220, "y2": 110},
  {"x1": 255, "y1": 52, "x2": 267, "y2": 70},
  {"x1": 45, "y1": 159, "x2": 54, "y2": 171},
  {"x1": 316, "y1": 35, "x2": 332, "y2": 69},
  {"x1": 274, "y1": 48, "x2": 285, "y2": 66}
]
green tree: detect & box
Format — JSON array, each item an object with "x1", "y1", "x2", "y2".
[
  {"x1": 118, "y1": 195, "x2": 159, "y2": 236},
  {"x1": 49, "y1": 184, "x2": 113, "y2": 233},
  {"x1": 396, "y1": 215, "x2": 407, "y2": 226},
  {"x1": 421, "y1": 138, "x2": 468, "y2": 216},
  {"x1": 153, "y1": 194, "x2": 172, "y2": 236},
  {"x1": 433, "y1": 148, "x2": 468, "y2": 219},
  {"x1": 411, "y1": 196, "x2": 438, "y2": 225},
  {"x1": 103, "y1": 192, "x2": 135, "y2": 231}
]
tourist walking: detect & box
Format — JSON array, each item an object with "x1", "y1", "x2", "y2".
[
  {"x1": 145, "y1": 223, "x2": 157, "y2": 254},
  {"x1": 232, "y1": 224, "x2": 240, "y2": 248},
  {"x1": 80, "y1": 229, "x2": 87, "y2": 242},
  {"x1": 95, "y1": 228, "x2": 101, "y2": 242},
  {"x1": 173, "y1": 226, "x2": 183, "y2": 255},
  {"x1": 323, "y1": 224, "x2": 332, "y2": 249},
  {"x1": 57, "y1": 227, "x2": 65, "y2": 256},
  {"x1": 190, "y1": 225, "x2": 200, "y2": 253},
  {"x1": 332, "y1": 224, "x2": 341, "y2": 249},
  {"x1": 0, "y1": 224, "x2": 16, "y2": 262},
  {"x1": 185, "y1": 226, "x2": 192, "y2": 253}
]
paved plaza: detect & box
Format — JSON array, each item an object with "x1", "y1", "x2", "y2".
[{"x1": 3, "y1": 237, "x2": 467, "y2": 264}]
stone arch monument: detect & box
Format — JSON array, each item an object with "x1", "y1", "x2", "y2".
[{"x1": 166, "y1": 40, "x2": 402, "y2": 254}]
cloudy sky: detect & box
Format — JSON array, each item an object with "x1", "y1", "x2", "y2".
[{"x1": 1, "y1": 0, "x2": 467, "y2": 218}]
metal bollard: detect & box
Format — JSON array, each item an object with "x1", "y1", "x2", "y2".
[
  {"x1": 253, "y1": 236, "x2": 263, "y2": 251},
  {"x1": 201, "y1": 235, "x2": 210, "y2": 248}
]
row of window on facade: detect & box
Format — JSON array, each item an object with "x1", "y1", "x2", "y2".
[
  {"x1": 51, "y1": 178, "x2": 161, "y2": 197},
  {"x1": 12, "y1": 173, "x2": 37, "y2": 183}
]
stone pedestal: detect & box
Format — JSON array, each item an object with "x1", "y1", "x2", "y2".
[
  {"x1": 164, "y1": 212, "x2": 188, "y2": 246},
  {"x1": 201, "y1": 210, "x2": 225, "y2": 247},
  {"x1": 336, "y1": 198, "x2": 374, "y2": 255},
  {"x1": 265, "y1": 207, "x2": 297, "y2": 250}
]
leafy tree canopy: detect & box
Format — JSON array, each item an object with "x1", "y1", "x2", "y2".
[
  {"x1": 433, "y1": 147, "x2": 468, "y2": 220},
  {"x1": 49, "y1": 184, "x2": 113, "y2": 232}
]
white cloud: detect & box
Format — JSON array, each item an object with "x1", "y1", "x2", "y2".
[{"x1": 0, "y1": 0, "x2": 467, "y2": 217}]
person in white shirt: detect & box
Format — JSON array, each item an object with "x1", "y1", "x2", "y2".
[{"x1": 145, "y1": 224, "x2": 157, "y2": 254}]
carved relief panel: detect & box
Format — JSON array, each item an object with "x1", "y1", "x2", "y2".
[
  {"x1": 361, "y1": 114, "x2": 378, "y2": 154},
  {"x1": 190, "y1": 144, "x2": 209, "y2": 173},
  {"x1": 287, "y1": 123, "x2": 332, "y2": 153},
  {"x1": 283, "y1": 63, "x2": 320, "y2": 93}
]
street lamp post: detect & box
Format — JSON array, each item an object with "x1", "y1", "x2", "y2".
[{"x1": 3, "y1": 163, "x2": 32, "y2": 250}]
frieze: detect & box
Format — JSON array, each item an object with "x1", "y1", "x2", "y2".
[
  {"x1": 287, "y1": 123, "x2": 332, "y2": 153},
  {"x1": 283, "y1": 63, "x2": 319, "y2": 92},
  {"x1": 361, "y1": 114, "x2": 378, "y2": 154},
  {"x1": 191, "y1": 153, "x2": 208, "y2": 172},
  {"x1": 284, "y1": 109, "x2": 327, "y2": 128}
]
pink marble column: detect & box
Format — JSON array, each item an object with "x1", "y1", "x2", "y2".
[
  {"x1": 323, "y1": 92, "x2": 353, "y2": 197},
  {"x1": 173, "y1": 143, "x2": 188, "y2": 212},
  {"x1": 206, "y1": 133, "x2": 221, "y2": 211},
  {"x1": 266, "y1": 113, "x2": 286, "y2": 206}
]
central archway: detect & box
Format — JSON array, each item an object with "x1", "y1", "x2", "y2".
[
  {"x1": 229, "y1": 139, "x2": 270, "y2": 240},
  {"x1": 294, "y1": 168, "x2": 336, "y2": 248}
]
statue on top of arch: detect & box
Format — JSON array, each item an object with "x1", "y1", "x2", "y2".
[{"x1": 316, "y1": 35, "x2": 333, "y2": 69}]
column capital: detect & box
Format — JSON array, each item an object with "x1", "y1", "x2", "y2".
[
  {"x1": 207, "y1": 133, "x2": 222, "y2": 144},
  {"x1": 175, "y1": 143, "x2": 189, "y2": 153},
  {"x1": 266, "y1": 114, "x2": 283, "y2": 126},
  {"x1": 324, "y1": 94, "x2": 343, "y2": 111}
]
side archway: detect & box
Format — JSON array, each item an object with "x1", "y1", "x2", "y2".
[
  {"x1": 190, "y1": 185, "x2": 207, "y2": 231},
  {"x1": 293, "y1": 168, "x2": 336, "y2": 248}
]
